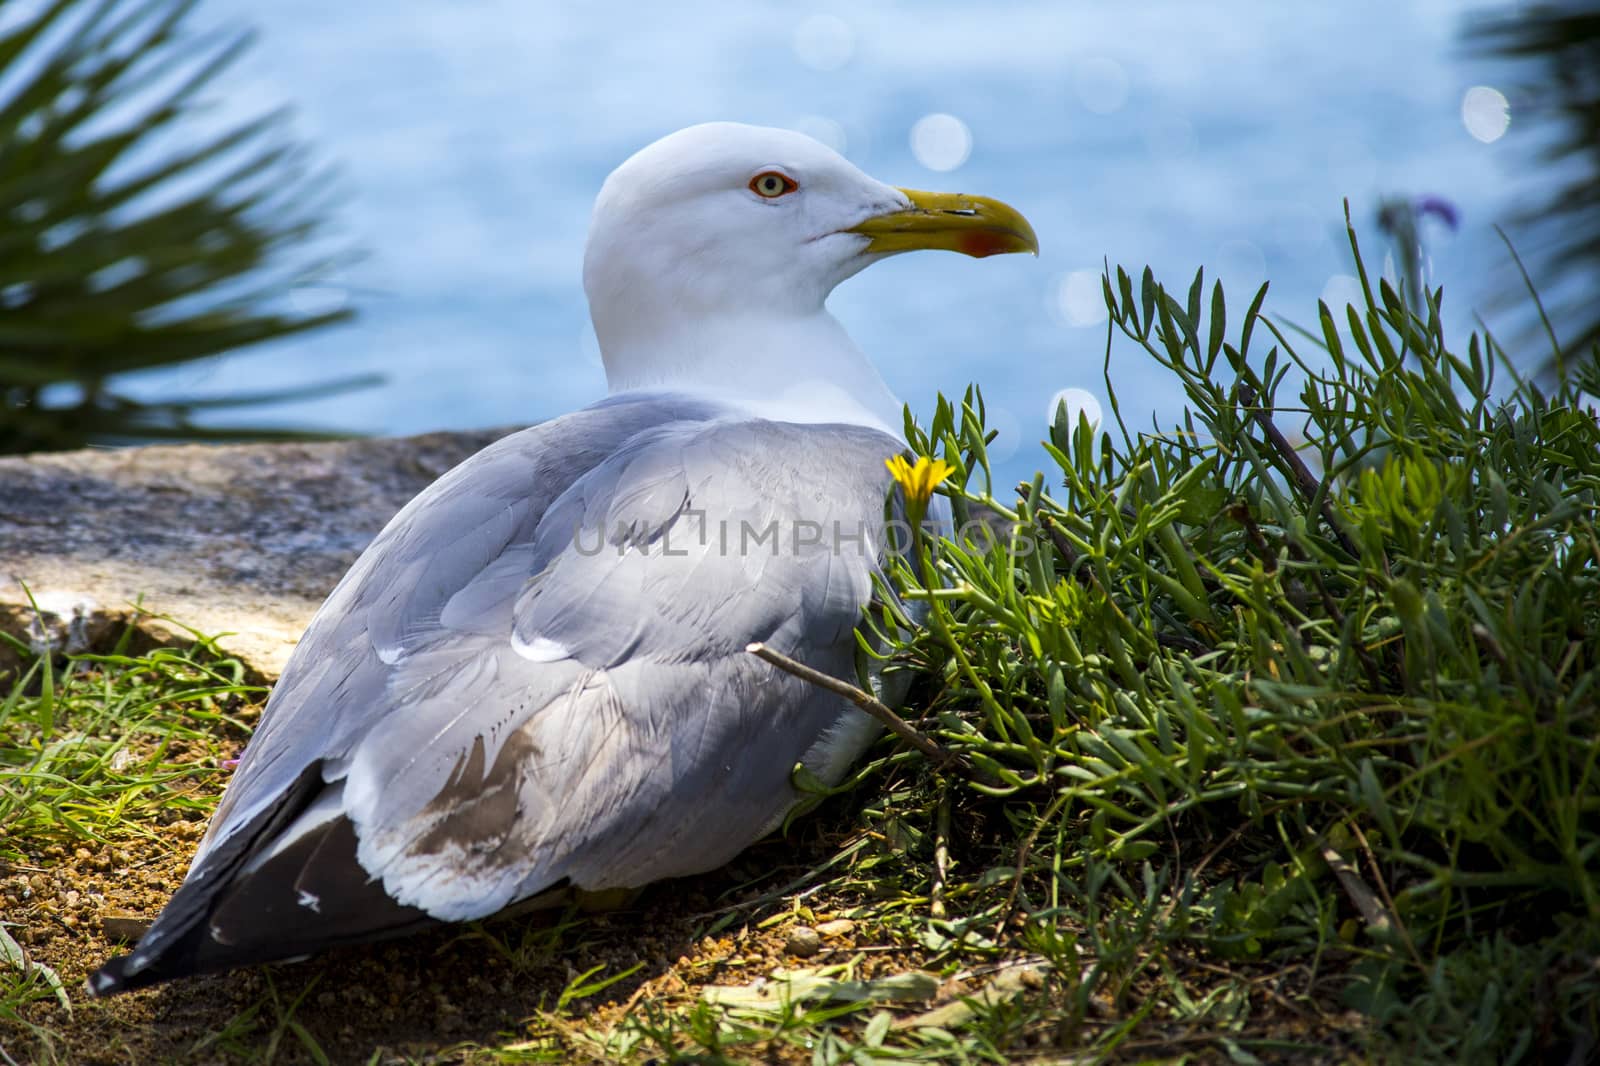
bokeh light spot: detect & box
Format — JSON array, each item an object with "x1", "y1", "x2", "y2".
[
  {"x1": 984, "y1": 405, "x2": 1021, "y2": 462},
  {"x1": 1057, "y1": 270, "x2": 1108, "y2": 327},
  {"x1": 909, "y1": 113, "x2": 972, "y2": 172},
  {"x1": 793, "y1": 15, "x2": 854, "y2": 72},
  {"x1": 1047, "y1": 388, "x2": 1104, "y2": 433},
  {"x1": 1075, "y1": 57, "x2": 1129, "y2": 115},
  {"x1": 1320, "y1": 273, "x2": 1364, "y2": 314},
  {"x1": 1461, "y1": 86, "x2": 1510, "y2": 143}
]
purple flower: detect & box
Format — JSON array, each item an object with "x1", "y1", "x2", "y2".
[
  {"x1": 1414, "y1": 195, "x2": 1461, "y2": 231},
  {"x1": 1378, "y1": 195, "x2": 1462, "y2": 236}
]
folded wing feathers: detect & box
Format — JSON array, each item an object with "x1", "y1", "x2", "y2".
[{"x1": 135, "y1": 399, "x2": 901, "y2": 958}]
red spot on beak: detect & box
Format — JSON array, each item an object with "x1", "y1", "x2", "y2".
[{"x1": 959, "y1": 231, "x2": 1013, "y2": 258}]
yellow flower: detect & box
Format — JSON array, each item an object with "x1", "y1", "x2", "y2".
[{"x1": 885, "y1": 454, "x2": 955, "y2": 504}]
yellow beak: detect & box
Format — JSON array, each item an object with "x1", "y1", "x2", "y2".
[{"x1": 848, "y1": 188, "x2": 1040, "y2": 258}]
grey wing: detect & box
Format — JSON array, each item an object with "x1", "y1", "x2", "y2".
[
  {"x1": 338, "y1": 418, "x2": 904, "y2": 919},
  {"x1": 106, "y1": 401, "x2": 902, "y2": 993},
  {"x1": 195, "y1": 393, "x2": 724, "y2": 862},
  {"x1": 93, "y1": 394, "x2": 727, "y2": 990}
]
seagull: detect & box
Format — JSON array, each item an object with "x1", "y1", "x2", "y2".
[{"x1": 89, "y1": 122, "x2": 1037, "y2": 995}]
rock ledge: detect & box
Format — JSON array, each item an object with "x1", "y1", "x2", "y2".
[{"x1": 0, "y1": 428, "x2": 516, "y2": 680}]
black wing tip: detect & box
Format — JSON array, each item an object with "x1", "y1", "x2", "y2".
[
  {"x1": 84, "y1": 812, "x2": 443, "y2": 998},
  {"x1": 88, "y1": 921, "x2": 218, "y2": 997},
  {"x1": 85, "y1": 958, "x2": 126, "y2": 999},
  {"x1": 86, "y1": 952, "x2": 163, "y2": 998}
]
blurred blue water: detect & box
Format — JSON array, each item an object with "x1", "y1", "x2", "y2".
[{"x1": 125, "y1": 0, "x2": 1522, "y2": 484}]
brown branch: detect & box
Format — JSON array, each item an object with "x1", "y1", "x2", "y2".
[
  {"x1": 1471, "y1": 623, "x2": 1509, "y2": 667},
  {"x1": 1039, "y1": 513, "x2": 1099, "y2": 591},
  {"x1": 995, "y1": 789, "x2": 1073, "y2": 941},
  {"x1": 1319, "y1": 843, "x2": 1393, "y2": 933},
  {"x1": 1236, "y1": 384, "x2": 1360, "y2": 559},
  {"x1": 931, "y1": 793, "x2": 950, "y2": 920},
  {"x1": 1228, "y1": 501, "x2": 1278, "y2": 574},
  {"x1": 1321, "y1": 831, "x2": 1420, "y2": 967},
  {"x1": 1349, "y1": 821, "x2": 1422, "y2": 968},
  {"x1": 745, "y1": 642, "x2": 969, "y2": 775},
  {"x1": 1013, "y1": 481, "x2": 1088, "y2": 582},
  {"x1": 1156, "y1": 631, "x2": 1211, "y2": 656},
  {"x1": 1308, "y1": 570, "x2": 1385, "y2": 690}
]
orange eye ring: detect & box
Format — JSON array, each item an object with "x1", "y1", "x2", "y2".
[{"x1": 749, "y1": 171, "x2": 799, "y2": 198}]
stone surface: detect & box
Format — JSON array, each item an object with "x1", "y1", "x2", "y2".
[
  {"x1": 783, "y1": 925, "x2": 823, "y2": 958},
  {"x1": 0, "y1": 428, "x2": 517, "y2": 681},
  {"x1": 815, "y1": 918, "x2": 856, "y2": 939}
]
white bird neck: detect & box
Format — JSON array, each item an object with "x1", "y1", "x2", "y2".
[{"x1": 595, "y1": 308, "x2": 904, "y2": 433}]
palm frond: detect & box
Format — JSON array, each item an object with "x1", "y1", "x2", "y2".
[
  {"x1": 1467, "y1": 2, "x2": 1600, "y2": 376},
  {"x1": 0, "y1": 0, "x2": 362, "y2": 454}
]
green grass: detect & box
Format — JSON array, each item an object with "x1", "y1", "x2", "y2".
[
  {"x1": 0, "y1": 624, "x2": 260, "y2": 1044},
  {"x1": 0, "y1": 625, "x2": 261, "y2": 866},
  {"x1": 572, "y1": 210, "x2": 1600, "y2": 1062},
  {"x1": 2, "y1": 212, "x2": 1597, "y2": 1063},
  {"x1": 825, "y1": 209, "x2": 1597, "y2": 1063}
]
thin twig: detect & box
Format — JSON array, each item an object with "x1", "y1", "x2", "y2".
[
  {"x1": 1306, "y1": 571, "x2": 1385, "y2": 690},
  {"x1": 1038, "y1": 512, "x2": 1080, "y2": 568},
  {"x1": 1348, "y1": 821, "x2": 1421, "y2": 968},
  {"x1": 745, "y1": 642, "x2": 968, "y2": 774},
  {"x1": 1038, "y1": 513, "x2": 1096, "y2": 589},
  {"x1": 1228, "y1": 502, "x2": 1278, "y2": 574},
  {"x1": 1319, "y1": 843, "x2": 1393, "y2": 934},
  {"x1": 996, "y1": 788, "x2": 1072, "y2": 941},
  {"x1": 1155, "y1": 632, "x2": 1210, "y2": 656},
  {"x1": 1471, "y1": 623, "x2": 1508, "y2": 667},
  {"x1": 931, "y1": 792, "x2": 950, "y2": 920},
  {"x1": 1184, "y1": 958, "x2": 1317, "y2": 1021},
  {"x1": 1157, "y1": 819, "x2": 1260, "y2": 927},
  {"x1": 1236, "y1": 384, "x2": 1360, "y2": 559}
]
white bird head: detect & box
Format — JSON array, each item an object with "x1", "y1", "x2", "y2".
[{"x1": 583, "y1": 122, "x2": 1038, "y2": 429}]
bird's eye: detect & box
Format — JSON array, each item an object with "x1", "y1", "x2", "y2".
[{"x1": 750, "y1": 171, "x2": 798, "y2": 198}]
